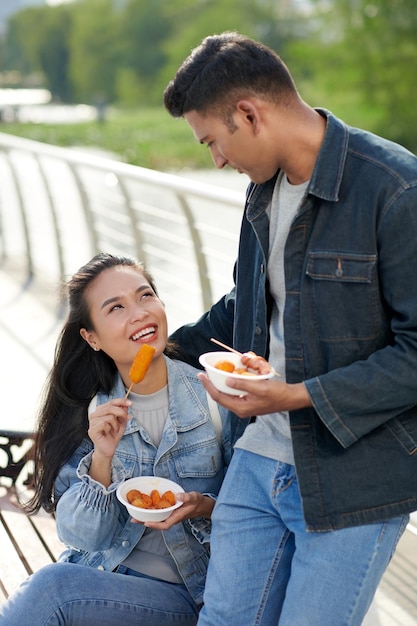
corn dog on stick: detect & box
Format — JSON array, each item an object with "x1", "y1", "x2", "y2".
[
  {"x1": 130, "y1": 344, "x2": 155, "y2": 382},
  {"x1": 125, "y1": 344, "x2": 156, "y2": 398}
]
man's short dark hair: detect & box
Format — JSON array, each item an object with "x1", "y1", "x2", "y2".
[{"x1": 164, "y1": 31, "x2": 297, "y2": 120}]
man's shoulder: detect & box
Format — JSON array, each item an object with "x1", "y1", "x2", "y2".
[{"x1": 340, "y1": 118, "x2": 417, "y2": 175}]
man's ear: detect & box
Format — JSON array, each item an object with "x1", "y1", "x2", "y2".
[{"x1": 235, "y1": 100, "x2": 261, "y2": 133}]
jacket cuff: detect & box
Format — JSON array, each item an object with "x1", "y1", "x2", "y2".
[
  {"x1": 77, "y1": 450, "x2": 128, "y2": 495},
  {"x1": 305, "y1": 377, "x2": 358, "y2": 448}
]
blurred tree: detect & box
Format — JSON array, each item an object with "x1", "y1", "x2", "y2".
[
  {"x1": 4, "y1": 5, "x2": 73, "y2": 100},
  {"x1": 68, "y1": 0, "x2": 123, "y2": 103},
  {"x1": 117, "y1": 0, "x2": 172, "y2": 105},
  {"x1": 3, "y1": 15, "x2": 32, "y2": 77},
  {"x1": 287, "y1": 0, "x2": 417, "y2": 150},
  {"x1": 345, "y1": 0, "x2": 417, "y2": 148},
  {"x1": 38, "y1": 5, "x2": 73, "y2": 102}
]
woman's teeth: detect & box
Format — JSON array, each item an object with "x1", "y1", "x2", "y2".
[{"x1": 131, "y1": 327, "x2": 156, "y2": 341}]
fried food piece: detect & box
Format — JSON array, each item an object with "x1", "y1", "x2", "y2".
[
  {"x1": 141, "y1": 493, "x2": 153, "y2": 507},
  {"x1": 234, "y1": 368, "x2": 256, "y2": 376},
  {"x1": 130, "y1": 495, "x2": 152, "y2": 509},
  {"x1": 214, "y1": 360, "x2": 235, "y2": 373},
  {"x1": 127, "y1": 491, "x2": 152, "y2": 509},
  {"x1": 214, "y1": 360, "x2": 256, "y2": 376},
  {"x1": 126, "y1": 489, "x2": 142, "y2": 504},
  {"x1": 150, "y1": 489, "x2": 161, "y2": 507},
  {"x1": 126, "y1": 488, "x2": 177, "y2": 510},
  {"x1": 161, "y1": 490, "x2": 176, "y2": 506},
  {"x1": 129, "y1": 344, "x2": 156, "y2": 383},
  {"x1": 158, "y1": 499, "x2": 173, "y2": 509}
]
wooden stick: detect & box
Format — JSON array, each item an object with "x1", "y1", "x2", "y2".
[
  {"x1": 124, "y1": 382, "x2": 134, "y2": 399},
  {"x1": 209, "y1": 337, "x2": 280, "y2": 377},
  {"x1": 210, "y1": 337, "x2": 242, "y2": 355}
]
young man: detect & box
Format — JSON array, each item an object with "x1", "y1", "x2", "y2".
[{"x1": 164, "y1": 32, "x2": 417, "y2": 625}]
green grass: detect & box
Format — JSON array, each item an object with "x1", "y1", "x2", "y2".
[{"x1": 0, "y1": 107, "x2": 213, "y2": 171}]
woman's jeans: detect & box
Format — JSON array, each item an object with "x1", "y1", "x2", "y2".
[
  {"x1": 0, "y1": 564, "x2": 199, "y2": 625},
  {"x1": 197, "y1": 449, "x2": 409, "y2": 626}
]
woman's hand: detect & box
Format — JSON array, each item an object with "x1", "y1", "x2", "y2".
[
  {"x1": 88, "y1": 398, "x2": 131, "y2": 486},
  {"x1": 134, "y1": 492, "x2": 215, "y2": 530}
]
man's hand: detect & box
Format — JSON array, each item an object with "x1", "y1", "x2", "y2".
[{"x1": 197, "y1": 372, "x2": 312, "y2": 418}]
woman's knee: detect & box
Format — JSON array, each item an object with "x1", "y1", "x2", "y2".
[
  {"x1": 20, "y1": 562, "x2": 82, "y2": 600},
  {"x1": 29, "y1": 562, "x2": 73, "y2": 586},
  {"x1": 0, "y1": 563, "x2": 74, "y2": 624}
]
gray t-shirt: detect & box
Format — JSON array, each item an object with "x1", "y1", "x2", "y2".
[{"x1": 235, "y1": 172, "x2": 309, "y2": 463}]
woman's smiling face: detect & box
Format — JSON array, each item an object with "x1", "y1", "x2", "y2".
[{"x1": 80, "y1": 265, "x2": 168, "y2": 374}]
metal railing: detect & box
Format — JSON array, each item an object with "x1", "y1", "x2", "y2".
[{"x1": 0, "y1": 132, "x2": 244, "y2": 330}]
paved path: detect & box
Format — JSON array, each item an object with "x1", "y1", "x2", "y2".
[{"x1": 0, "y1": 264, "x2": 63, "y2": 434}]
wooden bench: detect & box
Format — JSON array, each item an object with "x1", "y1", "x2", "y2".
[{"x1": 0, "y1": 483, "x2": 65, "y2": 604}]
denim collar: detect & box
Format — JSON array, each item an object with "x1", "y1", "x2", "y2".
[
  {"x1": 308, "y1": 108, "x2": 348, "y2": 202},
  {"x1": 245, "y1": 108, "x2": 348, "y2": 221}
]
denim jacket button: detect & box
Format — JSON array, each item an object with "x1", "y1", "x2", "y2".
[
  {"x1": 255, "y1": 326, "x2": 262, "y2": 335},
  {"x1": 97, "y1": 565, "x2": 105, "y2": 570},
  {"x1": 122, "y1": 540, "x2": 131, "y2": 548},
  {"x1": 335, "y1": 268, "x2": 344, "y2": 277}
]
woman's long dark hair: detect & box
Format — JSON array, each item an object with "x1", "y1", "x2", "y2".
[{"x1": 24, "y1": 253, "x2": 174, "y2": 514}]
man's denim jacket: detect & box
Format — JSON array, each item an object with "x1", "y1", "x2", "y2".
[
  {"x1": 172, "y1": 110, "x2": 417, "y2": 532},
  {"x1": 54, "y1": 357, "x2": 231, "y2": 605}
]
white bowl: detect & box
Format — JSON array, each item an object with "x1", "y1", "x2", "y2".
[
  {"x1": 199, "y1": 351, "x2": 274, "y2": 396},
  {"x1": 116, "y1": 476, "x2": 184, "y2": 522}
]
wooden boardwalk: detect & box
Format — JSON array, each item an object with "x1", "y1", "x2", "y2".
[{"x1": 369, "y1": 519, "x2": 417, "y2": 626}]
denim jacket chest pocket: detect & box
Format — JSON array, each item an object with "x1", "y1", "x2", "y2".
[
  {"x1": 168, "y1": 416, "x2": 225, "y2": 494},
  {"x1": 306, "y1": 251, "x2": 381, "y2": 341}
]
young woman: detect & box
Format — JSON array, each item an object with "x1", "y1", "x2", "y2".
[{"x1": 0, "y1": 252, "x2": 232, "y2": 626}]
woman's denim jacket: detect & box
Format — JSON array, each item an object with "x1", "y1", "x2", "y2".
[
  {"x1": 54, "y1": 357, "x2": 231, "y2": 605},
  {"x1": 172, "y1": 110, "x2": 417, "y2": 532}
]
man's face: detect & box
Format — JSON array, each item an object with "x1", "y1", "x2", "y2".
[{"x1": 184, "y1": 108, "x2": 279, "y2": 184}]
